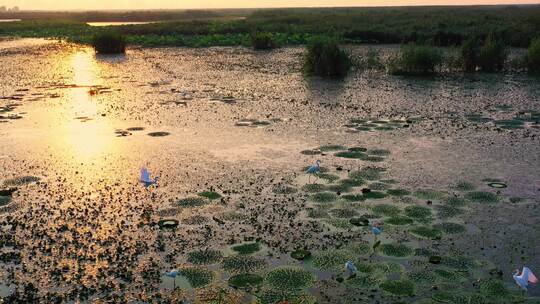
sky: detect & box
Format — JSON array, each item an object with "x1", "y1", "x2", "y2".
[{"x1": 1, "y1": 0, "x2": 539, "y2": 10}]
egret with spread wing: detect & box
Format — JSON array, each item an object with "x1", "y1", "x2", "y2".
[
  {"x1": 513, "y1": 266, "x2": 538, "y2": 291},
  {"x1": 140, "y1": 167, "x2": 159, "y2": 187}
]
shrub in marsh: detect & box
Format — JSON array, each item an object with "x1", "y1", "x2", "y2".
[
  {"x1": 526, "y1": 38, "x2": 540, "y2": 73},
  {"x1": 91, "y1": 31, "x2": 126, "y2": 54},
  {"x1": 304, "y1": 40, "x2": 351, "y2": 77},
  {"x1": 251, "y1": 32, "x2": 278, "y2": 50},
  {"x1": 388, "y1": 44, "x2": 442, "y2": 75},
  {"x1": 461, "y1": 37, "x2": 479, "y2": 72},
  {"x1": 478, "y1": 34, "x2": 507, "y2": 72}
]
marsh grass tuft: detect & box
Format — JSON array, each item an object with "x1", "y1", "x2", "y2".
[
  {"x1": 304, "y1": 40, "x2": 351, "y2": 77},
  {"x1": 251, "y1": 32, "x2": 278, "y2": 50},
  {"x1": 91, "y1": 31, "x2": 126, "y2": 54},
  {"x1": 388, "y1": 44, "x2": 442, "y2": 75}
]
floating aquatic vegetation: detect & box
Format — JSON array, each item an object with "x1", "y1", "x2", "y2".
[
  {"x1": 362, "y1": 191, "x2": 388, "y2": 200},
  {"x1": 349, "y1": 243, "x2": 370, "y2": 255},
  {"x1": 329, "y1": 208, "x2": 358, "y2": 218},
  {"x1": 307, "y1": 208, "x2": 329, "y2": 219},
  {"x1": 434, "y1": 222, "x2": 466, "y2": 234},
  {"x1": 183, "y1": 215, "x2": 208, "y2": 225},
  {"x1": 300, "y1": 149, "x2": 321, "y2": 155},
  {"x1": 414, "y1": 189, "x2": 445, "y2": 200},
  {"x1": 479, "y1": 279, "x2": 511, "y2": 298},
  {"x1": 231, "y1": 242, "x2": 260, "y2": 255},
  {"x1": 348, "y1": 147, "x2": 368, "y2": 152},
  {"x1": 380, "y1": 280, "x2": 415, "y2": 296},
  {"x1": 410, "y1": 226, "x2": 442, "y2": 239},
  {"x1": 195, "y1": 285, "x2": 244, "y2": 303},
  {"x1": 326, "y1": 183, "x2": 352, "y2": 193},
  {"x1": 362, "y1": 155, "x2": 385, "y2": 162},
  {"x1": 440, "y1": 256, "x2": 473, "y2": 271},
  {"x1": 385, "y1": 216, "x2": 414, "y2": 225},
  {"x1": 408, "y1": 270, "x2": 436, "y2": 284},
  {"x1": 466, "y1": 114, "x2": 492, "y2": 123},
  {"x1": 494, "y1": 119, "x2": 525, "y2": 130},
  {"x1": 487, "y1": 182, "x2": 507, "y2": 189},
  {"x1": 431, "y1": 291, "x2": 458, "y2": 303},
  {"x1": 319, "y1": 145, "x2": 347, "y2": 152},
  {"x1": 3, "y1": 176, "x2": 40, "y2": 186},
  {"x1": 126, "y1": 127, "x2": 145, "y2": 131},
  {"x1": 318, "y1": 173, "x2": 340, "y2": 182},
  {"x1": 378, "y1": 243, "x2": 413, "y2": 257},
  {"x1": 222, "y1": 255, "x2": 266, "y2": 274},
  {"x1": 465, "y1": 191, "x2": 499, "y2": 203},
  {"x1": 176, "y1": 197, "x2": 208, "y2": 207},
  {"x1": 180, "y1": 267, "x2": 214, "y2": 288},
  {"x1": 442, "y1": 196, "x2": 468, "y2": 207},
  {"x1": 414, "y1": 248, "x2": 438, "y2": 257},
  {"x1": 312, "y1": 250, "x2": 354, "y2": 271},
  {"x1": 339, "y1": 178, "x2": 365, "y2": 187},
  {"x1": 387, "y1": 189, "x2": 411, "y2": 196},
  {"x1": 265, "y1": 266, "x2": 315, "y2": 291},
  {"x1": 325, "y1": 218, "x2": 354, "y2": 229},
  {"x1": 216, "y1": 211, "x2": 248, "y2": 222},
  {"x1": 334, "y1": 151, "x2": 366, "y2": 159},
  {"x1": 291, "y1": 249, "x2": 312, "y2": 260},
  {"x1": 147, "y1": 131, "x2": 170, "y2": 137},
  {"x1": 434, "y1": 269, "x2": 464, "y2": 282},
  {"x1": 454, "y1": 181, "x2": 476, "y2": 191},
  {"x1": 435, "y1": 205, "x2": 465, "y2": 219},
  {"x1": 368, "y1": 149, "x2": 391, "y2": 156},
  {"x1": 368, "y1": 182, "x2": 390, "y2": 190},
  {"x1": 302, "y1": 183, "x2": 326, "y2": 193},
  {"x1": 404, "y1": 205, "x2": 432, "y2": 219},
  {"x1": 198, "y1": 191, "x2": 222, "y2": 200},
  {"x1": 157, "y1": 219, "x2": 179, "y2": 230},
  {"x1": 0, "y1": 196, "x2": 11, "y2": 207},
  {"x1": 272, "y1": 185, "x2": 298, "y2": 194},
  {"x1": 372, "y1": 204, "x2": 401, "y2": 216},
  {"x1": 342, "y1": 194, "x2": 365, "y2": 202},
  {"x1": 258, "y1": 289, "x2": 314, "y2": 304},
  {"x1": 228, "y1": 273, "x2": 263, "y2": 290},
  {"x1": 349, "y1": 167, "x2": 385, "y2": 181},
  {"x1": 346, "y1": 274, "x2": 382, "y2": 289},
  {"x1": 309, "y1": 192, "x2": 337, "y2": 203},
  {"x1": 235, "y1": 119, "x2": 273, "y2": 127},
  {"x1": 187, "y1": 249, "x2": 223, "y2": 265}
]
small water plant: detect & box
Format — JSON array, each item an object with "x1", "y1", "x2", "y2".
[
  {"x1": 372, "y1": 204, "x2": 401, "y2": 216},
  {"x1": 465, "y1": 191, "x2": 499, "y2": 203},
  {"x1": 404, "y1": 205, "x2": 432, "y2": 219},
  {"x1": 291, "y1": 249, "x2": 312, "y2": 260},
  {"x1": 436, "y1": 204, "x2": 465, "y2": 219},
  {"x1": 385, "y1": 216, "x2": 414, "y2": 225},
  {"x1": 434, "y1": 222, "x2": 466, "y2": 234},
  {"x1": 409, "y1": 226, "x2": 442, "y2": 239},
  {"x1": 378, "y1": 243, "x2": 413, "y2": 257},
  {"x1": 180, "y1": 267, "x2": 214, "y2": 288},
  {"x1": 231, "y1": 242, "x2": 260, "y2": 255},
  {"x1": 265, "y1": 266, "x2": 315, "y2": 291},
  {"x1": 177, "y1": 197, "x2": 208, "y2": 207},
  {"x1": 309, "y1": 192, "x2": 337, "y2": 203},
  {"x1": 228, "y1": 273, "x2": 264, "y2": 289},
  {"x1": 91, "y1": 31, "x2": 126, "y2": 54},
  {"x1": 198, "y1": 191, "x2": 222, "y2": 200},
  {"x1": 312, "y1": 249, "x2": 354, "y2": 271},
  {"x1": 222, "y1": 255, "x2": 266, "y2": 274},
  {"x1": 527, "y1": 37, "x2": 540, "y2": 73},
  {"x1": 386, "y1": 189, "x2": 411, "y2": 196},
  {"x1": 349, "y1": 167, "x2": 385, "y2": 181},
  {"x1": 380, "y1": 279, "x2": 416, "y2": 296}
]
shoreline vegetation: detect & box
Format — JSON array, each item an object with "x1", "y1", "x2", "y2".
[{"x1": 1, "y1": 5, "x2": 539, "y2": 75}]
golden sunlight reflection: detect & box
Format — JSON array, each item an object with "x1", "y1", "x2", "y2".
[{"x1": 53, "y1": 51, "x2": 121, "y2": 164}]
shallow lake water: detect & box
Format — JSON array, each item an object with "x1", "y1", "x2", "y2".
[{"x1": 0, "y1": 39, "x2": 539, "y2": 303}]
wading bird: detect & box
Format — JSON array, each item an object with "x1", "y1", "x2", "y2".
[
  {"x1": 513, "y1": 266, "x2": 538, "y2": 291},
  {"x1": 140, "y1": 167, "x2": 158, "y2": 187},
  {"x1": 306, "y1": 160, "x2": 321, "y2": 183},
  {"x1": 345, "y1": 261, "x2": 357, "y2": 277},
  {"x1": 165, "y1": 269, "x2": 179, "y2": 289}
]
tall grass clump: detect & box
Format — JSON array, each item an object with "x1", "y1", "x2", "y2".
[
  {"x1": 526, "y1": 38, "x2": 540, "y2": 74},
  {"x1": 91, "y1": 31, "x2": 126, "y2": 54},
  {"x1": 304, "y1": 40, "x2": 351, "y2": 77},
  {"x1": 251, "y1": 32, "x2": 278, "y2": 50},
  {"x1": 478, "y1": 34, "x2": 507, "y2": 72},
  {"x1": 388, "y1": 44, "x2": 442, "y2": 75},
  {"x1": 461, "y1": 38, "x2": 479, "y2": 72}
]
